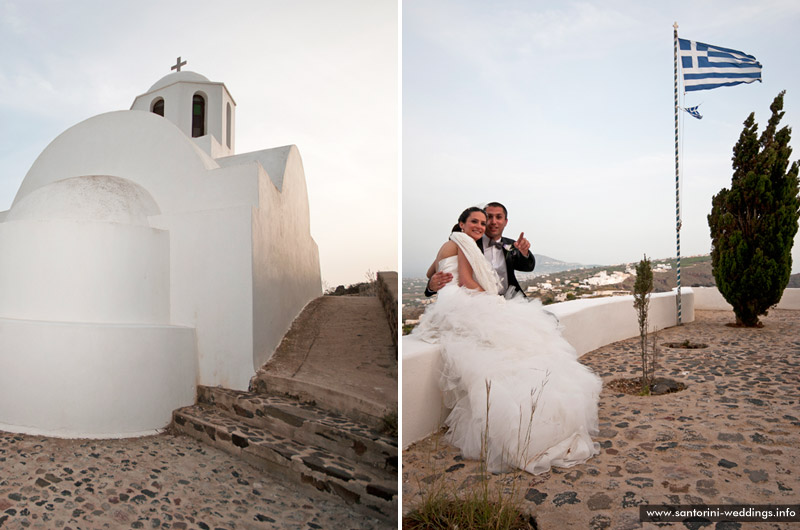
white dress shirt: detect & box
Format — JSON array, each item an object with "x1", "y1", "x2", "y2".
[{"x1": 481, "y1": 235, "x2": 508, "y2": 294}]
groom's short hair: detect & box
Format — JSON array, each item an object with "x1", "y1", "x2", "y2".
[{"x1": 485, "y1": 201, "x2": 508, "y2": 218}]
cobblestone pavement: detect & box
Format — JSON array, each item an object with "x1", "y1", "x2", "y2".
[
  {"x1": 0, "y1": 430, "x2": 387, "y2": 529},
  {"x1": 402, "y1": 310, "x2": 800, "y2": 529}
]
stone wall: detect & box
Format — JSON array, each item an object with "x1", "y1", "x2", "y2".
[{"x1": 376, "y1": 271, "x2": 398, "y2": 348}]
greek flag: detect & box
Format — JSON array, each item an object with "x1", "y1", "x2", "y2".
[
  {"x1": 683, "y1": 105, "x2": 702, "y2": 120},
  {"x1": 679, "y1": 38, "x2": 762, "y2": 92}
]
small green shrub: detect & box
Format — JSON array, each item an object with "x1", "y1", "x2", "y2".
[
  {"x1": 633, "y1": 255, "x2": 654, "y2": 394},
  {"x1": 381, "y1": 410, "x2": 397, "y2": 438}
]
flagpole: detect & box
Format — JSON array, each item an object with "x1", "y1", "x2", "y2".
[{"x1": 673, "y1": 21, "x2": 682, "y2": 325}]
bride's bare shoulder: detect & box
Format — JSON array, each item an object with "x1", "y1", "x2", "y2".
[{"x1": 436, "y1": 240, "x2": 458, "y2": 260}]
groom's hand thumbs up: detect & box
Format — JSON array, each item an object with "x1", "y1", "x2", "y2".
[{"x1": 514, "y1": 232, "x2": 531, "y2": 257}]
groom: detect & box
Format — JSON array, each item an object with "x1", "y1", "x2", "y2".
[{"x1": 425, "y1": 202, "x2": 535, "y2": 297}]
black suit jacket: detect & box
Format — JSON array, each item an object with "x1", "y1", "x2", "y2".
[
  {"x1": 424, "y1": 236, "x2": 535, "y2": 297},
  {"x1": 478, "y1": 236, "x2": 536, "y2": 297}
]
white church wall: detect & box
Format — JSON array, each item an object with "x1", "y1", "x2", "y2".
[
  {"x1": 0, "y1": 318, "x2": 196, "y2": 438},
  {"x1": 200, "y1": 85, "x2": 228, "y2": 155},
  {"x1": 186, "y1": 163, "x2": 260, "y2": 212},
  {"x1": 252, "y1": 146, "x2": 322, "y2": 369},
  {"x1": 224, "y1": 93, "x2": 236, "y2": 154},
  {"x1": 252, "y1": 208, "x2": 322, "y2": 369},
  {"x1": 0, "y1": 220, "x2": 169, "y2": 324},
  {"x1": 217, "y1": 146, "x2": 294, "y2": 191},
  {"x1": 193, "y1": 134, "x2": 228, "y2": 160},
  {"x1": 152, "y1": 205, "x2": 257, "y2": 390}
]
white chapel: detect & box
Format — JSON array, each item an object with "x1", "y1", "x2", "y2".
[{"x1": 0, "y1": 60, "x2": 322, "y2": 438}]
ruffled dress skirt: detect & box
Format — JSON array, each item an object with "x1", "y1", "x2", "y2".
[{"x1": 414, "y1": 285, "x2": 602, "y2": 474}]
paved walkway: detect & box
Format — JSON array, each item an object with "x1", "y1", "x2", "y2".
[
  {"x1": 402, "y1": 310, "x2": 800, "y2": 529},
  {"x1": 256, "y1": 295, "x2": 398, "y2": 426},
  {"x1": 0, "y1": 428, "x2": 385, "y2": 529}
]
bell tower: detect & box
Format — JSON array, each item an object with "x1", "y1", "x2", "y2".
[{"x1": 131, "y1": 57, "x2": 236, "y2": 158}]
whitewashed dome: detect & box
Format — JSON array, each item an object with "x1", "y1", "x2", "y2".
[
  {"x1": 148, "y1": 70, "x2": 210, "y2": 92},
  {"x1": 6, "y1": 175, "x2": 160, "y2": 226}
]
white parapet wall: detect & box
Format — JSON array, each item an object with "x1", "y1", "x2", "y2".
[
  {"x1": 547, "y1": 290, "x2": 694, "y2": 357},
  {"x1": 692, "y1": 286, "x2": 800, "y2": 311},
  {"x1": 402, "y1": 289, "x2": 694, "y2": 448},
  {"x1": 401, "y1": 337, "x2": 449, "y2": 447}
]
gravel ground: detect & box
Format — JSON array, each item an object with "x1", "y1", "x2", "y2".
[{"x1": 0, "y1": 430, "x2": 387, "y2": 529}]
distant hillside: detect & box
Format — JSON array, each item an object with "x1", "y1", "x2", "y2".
[
  {"x1": 620, "y1": 257, "x2": 714, "y2": 293},
  {"x1": 407, "y1": 252, "x2": 800, "y2": 288},
  {"x1": 620, "y1": 256, "x2": 800, "y2": 292},
  {"x1": 528, "y1": 255, "x2": 799, "y2": 293},
  {"x1": 527, "y1": 254, "x2": 597, "y2": 276}
]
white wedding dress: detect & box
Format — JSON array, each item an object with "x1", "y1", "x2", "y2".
[{"x1": 414, "y1": 232, "x2": 602, "y2": 475}]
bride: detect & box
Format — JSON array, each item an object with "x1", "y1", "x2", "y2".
[{"x1": 413, "y1": 206, "x2": 602, "y2": 475}]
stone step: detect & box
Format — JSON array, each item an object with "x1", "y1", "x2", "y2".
[
  {"x1": 172, "y1": 403, "x2": 397, "y2": 522},
  {"x1": 251, "y1": 295, "x2": 397, "y2": 431},
  {"x1": 249, "y1": 372, "x2": 388, "y2": 430},
  {"x1": 196, "y1": 385, "x2": 396, "y2": 473}
]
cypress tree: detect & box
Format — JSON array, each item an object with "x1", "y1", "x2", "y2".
[{"x1": 708, "y1": 91, "x2": 800, "y2": 326}]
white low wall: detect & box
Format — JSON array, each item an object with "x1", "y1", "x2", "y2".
[
  {"x1": 401, "y1": 338, "x2": 448, "y2": 447},
  {"x1": 402, "y1": 289, "x2": 694, "y2": 448},
  {"x1": 692, "y1": 286, "x2": 800, "y2": 311},
  {"x1": 548, "y1": 290, "x2": 693, "y2": 356}
]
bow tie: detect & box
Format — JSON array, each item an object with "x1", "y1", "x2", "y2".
[{"x1": 488, "y1": 240, "x2": 504, "y2": 250}]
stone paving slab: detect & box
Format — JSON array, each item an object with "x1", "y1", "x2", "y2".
[
  {"x1": 194, "y1": 386, "x2": 397, "y2": 472},
  {"x1": 402, "y1": 310, "x2": 800, "y2": 529},
  {"x1": 173, "y1": 404, "x2": 397, "y2": 521},
  {"x1": 0, "y1": 430, "x2": 387, "y2": 529}
]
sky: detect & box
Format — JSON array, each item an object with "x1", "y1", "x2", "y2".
[
  {"x1": 403, "y1": 0, "x2": 800, "y2": 278},
  {"x1": 0, "y1": 0, "x2": 398, "y2": 289}
]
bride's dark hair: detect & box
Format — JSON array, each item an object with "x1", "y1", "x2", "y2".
[{"x1": 451, "y1": 206, "x2": 487, "y2": 233}]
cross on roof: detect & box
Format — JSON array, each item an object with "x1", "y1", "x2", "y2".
[{"x1": 171, "y1": 57, "x2": 187, "y2": 72}]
